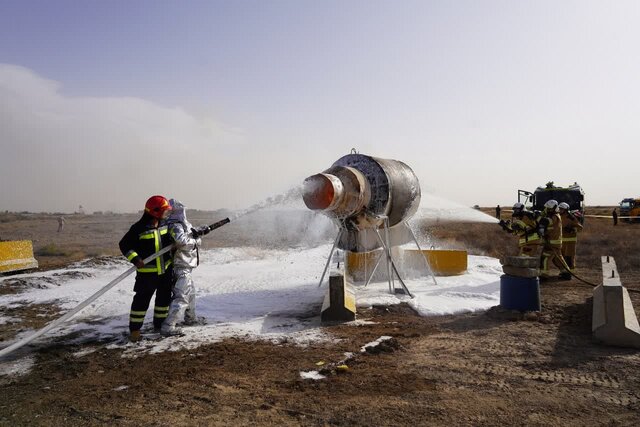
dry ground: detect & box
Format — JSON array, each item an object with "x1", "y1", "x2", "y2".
[{"x1": 1, "y1": 209, "x2": 640, "y2": 426}]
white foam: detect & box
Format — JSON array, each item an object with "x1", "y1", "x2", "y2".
[
  {"x1": 300, "y1": 370, "x2": 326, "y2": 380},
  {"x1": 0, "y1": 246, "x2": 503, "y2": 373}
]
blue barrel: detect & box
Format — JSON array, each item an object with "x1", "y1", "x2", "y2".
[{"x1": 500, "y1": 274, "x2": 541, "y2": 311}]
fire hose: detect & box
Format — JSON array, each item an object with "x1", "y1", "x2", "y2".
[
  {"x1": 548, "y1": 246, "x2": 640, "y2": 294},
  {"x1": 0, "y1": 218, "x2": 230, "y2": 359}
]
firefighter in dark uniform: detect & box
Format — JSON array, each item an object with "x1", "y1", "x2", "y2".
[{"x1": 119, "y1": 195, "x2": 174, "y2": 342}]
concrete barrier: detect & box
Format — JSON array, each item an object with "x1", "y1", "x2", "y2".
[
  {"x1": 321, "y1": 271, "x2": 356, "y2": 322},
  {"x1": 592, "y1": 256, "x2": 640, "y2": 349}
]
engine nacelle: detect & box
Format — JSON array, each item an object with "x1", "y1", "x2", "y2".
[{"x1": 303, "y1": 153, "x2": 420, "y2": 251}]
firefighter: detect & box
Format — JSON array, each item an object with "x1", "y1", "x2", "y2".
[
  {"x1": 119, "y1": 195, "x2": 174, "y2": 342},
  {"x1": 511, "y1": 203, "x2": 542, "y2": 256},
  {"x1": 498, "y1": 203, "x2": 541, "y2": 256},
  {"x1": 538, "y1": 199, "x2": 568, "y2": 280},
  {"x1": 558, "y1": 202, "x2": 583, "y2": 280},
  {"x1": 161, "y1": 199, "x2": 212, "y2": 336}
]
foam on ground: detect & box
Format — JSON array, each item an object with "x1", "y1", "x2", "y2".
[{"x1": 0, "y1": 246, "x2": 502, "y2": 373}]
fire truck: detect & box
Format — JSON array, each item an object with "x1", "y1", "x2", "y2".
[{"x1": 518, "y1": 181, "x2": 585, "y2": 222}]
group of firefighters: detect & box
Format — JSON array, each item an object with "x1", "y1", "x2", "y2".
[
  {"x1": 118, "y1": 195, "x2": 211, "y2": 342},
  {"x1": 499, "y1": 199, "x2": 583, "y2": 280}
]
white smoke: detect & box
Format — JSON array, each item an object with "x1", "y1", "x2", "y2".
[{"x1": 0, "y1": 64, "x2": 284, "y2": 213}]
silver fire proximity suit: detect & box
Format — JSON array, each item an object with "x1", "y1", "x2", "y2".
[{"x1": 162, "y1": 200, "x2": 201, "y2": 335}]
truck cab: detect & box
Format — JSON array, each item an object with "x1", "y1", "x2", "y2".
[{"x1": 619, "y1": 198, "x2": 640, "y2": 222}]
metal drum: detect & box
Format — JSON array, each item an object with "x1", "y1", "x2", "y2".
[{"x1": 500, "y1": 274, "x2": 541, "y2": 311}]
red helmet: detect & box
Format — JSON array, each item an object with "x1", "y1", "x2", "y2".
[{"x1": 145, "y1": 195, "x2": 172, "y2": 219}]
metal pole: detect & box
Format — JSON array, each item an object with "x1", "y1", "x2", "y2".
[
  {"x1": 390, "y1": 261, "x2": 413, "y2": 298},
  {"x1": 374, "y1": 227, "x2": 413, "y2": 298},
  {"x1": 318, "y1": 229, "x2": 342, "y2": 288},
  {"x1": 382, "y1": 218, "x2": 394, "y2": 293},
  {"x1": 364, "y1": 251, "x2": 384, "y2": 288},
  {"x1": 406, "y1": 222, "x2": 438, "y2": 286}
]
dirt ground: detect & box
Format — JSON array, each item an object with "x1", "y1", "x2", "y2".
[{"x1": 1, "y1": 211, "x2": 640, "y2": 426}]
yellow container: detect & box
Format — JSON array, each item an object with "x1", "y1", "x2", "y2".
[
  {"x1": 0, "y1": 240, "x2": 39, "y2": 273},
  {"x1": 346, "y1": 248, "x2": 467, "y2": 279},
  {"x1": 346, "y1": 250, "x2": 380, "y2": 272},
  {"x1": 405, "y1": 249, "x2": 467, "y2": 276}
]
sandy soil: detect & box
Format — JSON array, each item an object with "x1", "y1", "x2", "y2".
[{"x1": 1, "y1": 212, "x2": 640, "y2": 426}]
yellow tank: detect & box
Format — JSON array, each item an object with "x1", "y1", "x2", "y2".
[
  {"x1": 0, "y1": 240, "x2": 39, "y2": 273},
  {"x1": 409, "y1": 249, "x2": 468, "y2": 276},
  {"x1": 346, "y1": 248, "x2": 467, "y2": 279}
]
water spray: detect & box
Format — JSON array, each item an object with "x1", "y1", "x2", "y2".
[{"x1": 229, "y1": 186, "x2": 303, "y2": 221}]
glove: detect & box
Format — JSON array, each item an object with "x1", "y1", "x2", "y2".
[
  {"x1": 191, "y1": 226, "x2": 211, "y2": 238},
  {"x1": 498, "y1": 219, "x2": 509, "y2": 231},
  {"x1": 539, "y1": 217, "x2": 551, "y2": 227}
]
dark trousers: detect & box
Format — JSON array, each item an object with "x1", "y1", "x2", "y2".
[{"x1": 129, "y1": 268, "x2": 173, "y2": 332}]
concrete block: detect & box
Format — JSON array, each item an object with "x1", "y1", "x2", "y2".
[
  {"x1": 503, "y1": 256, "x2": 538, "y2": 269},
  {"x1": 321, "y1": 272, "x2": 356, "y2": 322},
  {"x1": 502, "y1": 265, "x2": 540, "y2": 278},
  {"x1": 592, "y1": 256, "x2": 640, "y2": 349}
]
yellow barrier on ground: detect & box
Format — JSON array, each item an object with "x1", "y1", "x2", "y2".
[
  {"x1": 0, "y1": 240, "x2": 39, "y2": 273},
  {"x1": 407, "y1": 249, "x2": 467, "y2": 276}
]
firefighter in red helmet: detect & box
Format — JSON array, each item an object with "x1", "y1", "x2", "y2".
[{"x1": 119, "y1": 195, "x2": 174, "y2": 341}]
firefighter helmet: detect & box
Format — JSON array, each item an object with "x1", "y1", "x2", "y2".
[
  {"x1": 512, "y1": 202, "x2": 524, "y2": 211},
  {"x1": 558, "y1": 202, "x2": 570, "y2": 211},
  {"x1": 544, "y1": 199, "x2": 559, "y2": 212},
  {"x1": 145, "y1": 195, "x2": 172, "y2": 219}
]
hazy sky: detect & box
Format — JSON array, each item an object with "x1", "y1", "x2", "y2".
[{"x1": 1, "y1": 0, "x2": 639, "y2": 212}]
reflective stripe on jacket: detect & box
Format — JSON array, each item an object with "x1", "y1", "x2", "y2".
[
  {"x1": 544, "y1": 213, "x2": 563, "y2": 248},
  {"x1": 512, "y1": 212, "x2": 541, "y2": 246},
  {"x1": 119, "y1": 214, "x2": 173, "y2": 275}
]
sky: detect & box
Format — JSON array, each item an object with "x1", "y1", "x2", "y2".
[{"x1": 1, "y1": 0, "x2": 639, "y2": 213}]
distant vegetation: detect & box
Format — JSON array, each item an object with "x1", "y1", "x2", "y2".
[{"x1": 35, "y1": 244, "x2": 71, "y2": 257}]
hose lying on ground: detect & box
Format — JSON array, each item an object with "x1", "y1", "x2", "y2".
[{"x1": 549, "y1": 247, "x2": 640, "y2": 294}]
